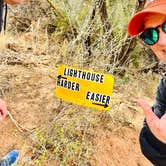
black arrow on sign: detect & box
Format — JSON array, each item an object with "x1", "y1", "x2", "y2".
[
  {"x1": 92, "y1": 102, "x2": 108, "y2": 108},
  {"x1": 58, "y1": 75, "x2": 67, "y2": 80}
]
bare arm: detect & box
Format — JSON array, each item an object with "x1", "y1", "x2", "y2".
[{"x1": 5, "y1": 0, "x2": 30, "y2": 5}]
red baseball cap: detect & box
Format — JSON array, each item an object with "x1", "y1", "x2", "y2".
[{"x1": 128, "y1": 0, "x2": 166, "y2": 36}]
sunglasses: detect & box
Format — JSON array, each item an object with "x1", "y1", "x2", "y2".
[{"x1": 140, "y1": 21, "x2": 166, "y2": 45}]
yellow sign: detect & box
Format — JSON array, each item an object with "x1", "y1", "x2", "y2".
[{"x1": 55, "y1": 64, "x2": 114, "y2": 110}]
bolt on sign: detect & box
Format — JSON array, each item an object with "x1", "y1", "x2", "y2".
[{"x1": 55, "y1": 64, "x2": 114, "y2": 111}]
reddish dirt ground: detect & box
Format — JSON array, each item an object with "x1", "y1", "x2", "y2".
[
  {"x1": 0, "y1": 49, "x2": 154, "y2": 166},
  {"x1": 91, "y1": 127, "x2": 152, "y2": 166}
]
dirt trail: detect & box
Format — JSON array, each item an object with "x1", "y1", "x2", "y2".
[
  {"x1": 91, "y1": 127, "x2": 152, "y2": 166},
  {"x1": 0, "y1": 39, "x2": 154, "y2": 166},
  {"x1": 0, "y1": 63, "x2": 60, "y2": 165}
]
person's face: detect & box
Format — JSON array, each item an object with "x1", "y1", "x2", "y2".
[{"x1": 144, "y1": 14, "x2": 166, "y2": 62}]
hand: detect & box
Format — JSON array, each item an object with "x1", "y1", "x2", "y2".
[
  {"x1": 137, "y1": 98, "x2": 166, "y2": 144},
  {"x1": 0, "y1": 99, "x2": 8, "y2": 121},
  {"x1": 5, "y1": 0, "x2": 29, "y2": 4}
]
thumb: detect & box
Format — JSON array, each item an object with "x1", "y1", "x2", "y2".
[{"x1": 137, "y1": 98, "x2": 159, "y2": 124}]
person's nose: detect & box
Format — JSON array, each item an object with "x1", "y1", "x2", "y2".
[{"x1": 157, "y1": 28, "x2": 166, "y2": 46}]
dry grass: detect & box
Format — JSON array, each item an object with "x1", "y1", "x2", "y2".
[
  {"x1": 0, "y1": 0, "x2": 161, "y2": 165},
  {"x1": 0, "y1": 29, "x2": 160, "y2": 165}
]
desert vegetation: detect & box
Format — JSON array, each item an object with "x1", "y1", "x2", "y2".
[{"x1": 0, "y1": 0, "x2": 164, "y2": 165}]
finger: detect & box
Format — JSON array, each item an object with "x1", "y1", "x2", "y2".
[
  {"x1": 0, "y1": 98, "x2": 6, "y2": 106},
  {"x1": 137, "y1": 98, "x2": 159, "y2": 124},
  {"x1": 0, "y1": 110, "x2": 3, "y2": 121},
  {"x1": 137, "y1": 99, "x2": 166, "y2": 143},
  {"x1": 0, "y1": 109, "x2": 6, "y2": 119}
]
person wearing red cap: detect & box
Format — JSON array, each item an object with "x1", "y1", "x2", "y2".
[{"x1": 128, "y1": 0, "x2": 166, "y2": 165}]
